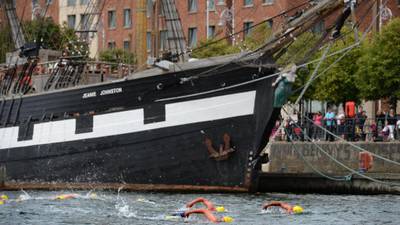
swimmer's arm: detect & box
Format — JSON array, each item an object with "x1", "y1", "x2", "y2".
[
  {"x1": 262, "y1": 201, "x2": 283, "y2": 209},
  {"x1": 184, "y1": 209, "x2": 219, "y2": 223},
  {"x1": 186, "y1": 197, "x2": 207, "y2": 208}
]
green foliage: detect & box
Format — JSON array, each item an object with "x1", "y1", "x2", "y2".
[
  {"x1": 24, "y1": 18, "x2": 79, "y2": 51},
  {"x1": 277, "y1": 32, "x2": 321, "y2": 101},
  {"x1": 276, "y1": 32, "x2": 321, "y2": 66},
  {"x1": 191, "y1": 39, "x2": 239, "y2": 59},
  {"x1": 0, "y1": 18, "x2": 81, "y2": 63},
  {"x1": 99, "y1": 48, "x2": 136, "y2": 65},
  {"x1": 0, "y1": 25, "x2": 13, "y2": 63},
  {"x1": 191, "y1": 23, "x2": 272, "y2": 58},
  {"x1": 239, "y1": 23, "x2": 273, "y2": 51},
  {"x1": 355, "y1": 18, "x2": 400, "y2": 101},
  {"x1": 311, "y1": 29, "x2": 362, "y2": 105}
]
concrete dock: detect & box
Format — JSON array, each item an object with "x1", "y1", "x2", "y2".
[{"x1": 257, "y1": 142, "x2": 400, "y2": 194}]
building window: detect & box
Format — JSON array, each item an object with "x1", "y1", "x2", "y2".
[
  {"x1": 80, "y1": 0, "x2": 89, "y2": 5},
  {"x1": 67, "y1": 0, "x2": 76, "y2": 6},
  {"x1": 262, "y1": 0, "x2": 274, "y2": 5},
  {"x1": 80, "y1": 14, "x2": 89, "y2": 30},
  {"x1": 208, "y1": 0, "x2": 215, "y2": 11},
  {"x1": 67, "y1": 15, "x2": 76, "y2": 29},
  {"x1": 160, "y1": 30, "x2": 167, "y2": 50},
  {"x1": 108, "y1": 41, "x2": 116, "y2": 49},
  {"x1": 147, "y1": 0, "x2": 153, "y2": 17},
  {"x1": 123, "y1": 9, "x2": 132, "y2": 28},
  {"x1": 217, "y1": 0, "x2": 225, "y2": 5},
  {"x1": 266, "y1": 19, "x2": 273, "y2": 28},
  {"x1": 108, "y1": 10, "x2": 116, "y2": 29},
  {"x1": 244, "y1": 0, "x2": 253, "y2": 6},
  {"x1": 188, "y1": 0, "x2": 197, "y2": 13},
  {"x1": 147, "y1": 32, "x2": 152, "y2": 51},
  {"x1": 243, "y1": 21, "x2": 253, "y2": 37},
  {"x1": 208, "y1": 25, "x2": 215, "y2": 39},
  {"x1": 123, "y1": 40, "x2": 131, "y2": 50},
  {"x1": 188, "y1": 27, "x2": 197, "y2": 47}
]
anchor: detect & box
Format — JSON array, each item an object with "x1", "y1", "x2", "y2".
[{"x1": 204, "y1": 133, "x2": 235, "y2": 161}]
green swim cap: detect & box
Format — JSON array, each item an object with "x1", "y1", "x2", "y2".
[
  {"x1": 293, "y1": 205, "x2": 304, "y2": 214},
  {"x1": 1, "y1": 195, "x2": 8, "y2": 200}
]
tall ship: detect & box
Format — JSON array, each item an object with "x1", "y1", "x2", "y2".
[{"x1": 0, "y1": 0, "x2": 351, "y2": 192}]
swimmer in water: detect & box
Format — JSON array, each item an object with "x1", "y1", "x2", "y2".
[
  {"x1": 262, "y1": 201, "x2": 304, "y2": 214},
  {"x1": 186, "y1": 197, "x2": 226, "y2": 212},
  {"x1": 171, "y1": 209, "x2": 233, "y2": 223},
  {"x1": 0, "y1": 195, "x2": 8, "y2": 205},
  {"x1": 54, "y1": 193, "x2": 79, "y2": 200}
]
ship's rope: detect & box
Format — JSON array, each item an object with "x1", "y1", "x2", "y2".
[
  {"x1": 283, "y1": 0, "x2": 400, "y2": 168},
  {"x1": 282, "y1": 108, "x2": 400, "y2": 187},
  {"x1": 155, "y1": 41, "x2": 360, "y2": 102},
  {"x1": 290, "y1": 109, "x2": 400, "y2": 167},
  {"x1": 253, "y1": 0, "x2": 386, "y2": 168},
  {"x1": 294, "y1": 41, "x2": 332, "y2": 105},
  {"x1": 284, "y1": 127, "x2": 353, "y2": 182}
]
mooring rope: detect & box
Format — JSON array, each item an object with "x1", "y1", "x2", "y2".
[{"x1": 282, "y1": 108, "x2": 400, "y2": 187}]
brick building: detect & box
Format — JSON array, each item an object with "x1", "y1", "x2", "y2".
[{"x1": 1, "y1": 0, "x2": 400, "y2": 58}]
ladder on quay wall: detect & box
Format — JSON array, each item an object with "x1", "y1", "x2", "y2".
[{"x1": 160, "y1": 0, "x2": 187, "y2": 62}]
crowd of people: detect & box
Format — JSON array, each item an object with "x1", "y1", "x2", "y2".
[{"x1": 272, "y1": 107, "x2": 400, "y2": 142}]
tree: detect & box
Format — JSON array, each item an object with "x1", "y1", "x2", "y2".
[
  {"x1": 309, "y1": 28, "x2": 363, "y2": 105},
  {"x1": 23, "y1": 18, "x2": 79, "y2": 51},
  {"x1": 355, "y1": 18, "x2": 400, "y2": 106},
  {"x1": 0, "y1": 18, "x2": 80, "y2": 63},
  {"x1": 239, "y1": 23, "x2": 273, "y2": 51},
  {"x1": 190, "y1": 23, "x2": 272, "y2": 59},
  {"x1": 0, "y1": 25, "x2": 14, "y2": 63},
  {"x1": 99, "y1": 48, "x2": 136, "y2": 65},
  {"x1": 276, "y1": 32, "x2": 321, "y2": 101},
  {"x1": 191, "y1": 39, "x2": 239, "y2": 59}
]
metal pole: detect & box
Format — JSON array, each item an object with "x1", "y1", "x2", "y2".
[
  {"x1": 206, "y1": 0, "x2": 210, "y2": 38},
  {"x1": 232, "y1": 0, "x2": 235, "y2": 45}
]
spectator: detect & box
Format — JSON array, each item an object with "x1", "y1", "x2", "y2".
[
  {"x1": 368, "y1": 120, "x2": 378, "y2": 142},
  {"x1": 336, "y1": 111, "x2": 345, "y2": 140},
  {"x1": 386, "y1": 109, "x2": 397, "y2": 141},
  {"x1": 376, "y1": 110, "x2": 386, "y2": 131},
  {"x1": 355, "y1": 107, "x2": 367, "y2": 141},
  {"x1": 313, "y1": 111, "x2": 323, "y2": 141},
  {"x1": 324, "y1": 108, "x2": 336, "y2": 142},
  {"x1": 396, "y1": 119, "x2": 400, "y2": 141}
]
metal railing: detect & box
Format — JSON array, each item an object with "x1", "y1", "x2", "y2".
[{"x1": 272, "y1": 117, "x2": 400, "y2": 142}]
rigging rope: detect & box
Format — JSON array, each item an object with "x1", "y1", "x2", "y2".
[
  {"x1": 284, "y1": 127, "x2": 353, "y2": 182},
  {"x1": 294, "y1": 41, "x2": 332, "y2": 105},
  {"x1": 282, "y1": 108, "x2": 400, "y2": 187}
]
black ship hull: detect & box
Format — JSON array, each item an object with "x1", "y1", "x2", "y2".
[{"x1": 0, "y1": 60, "x2": 278, "y2": 192}]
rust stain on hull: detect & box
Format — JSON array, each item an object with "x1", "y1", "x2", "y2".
[{"x1": 0, "y1": 182, "x2": 248, "y2": 193}]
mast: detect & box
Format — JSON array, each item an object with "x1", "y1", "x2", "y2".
[{"x1": 135, "y1": 0, "x2": 148, "y2": 68}]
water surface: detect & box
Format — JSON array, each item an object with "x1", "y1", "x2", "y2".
[{"x1": 0, "y1": 191, "x2": 398, "y2": 225}]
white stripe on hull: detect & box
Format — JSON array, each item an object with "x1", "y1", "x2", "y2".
[{"x1": 0, "y1": 91, "x2": 256, "y2": 149}]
